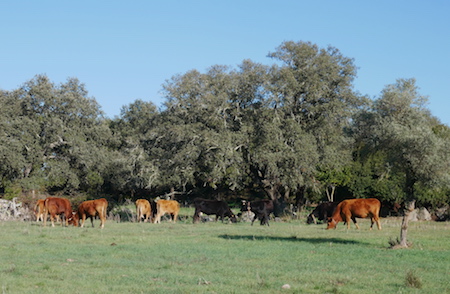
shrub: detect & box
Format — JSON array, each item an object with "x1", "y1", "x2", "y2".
[{"x1": 405, "y1": 270, "x2": 422, "y2": 289}]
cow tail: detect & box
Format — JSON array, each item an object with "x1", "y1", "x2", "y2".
[{"x1": 137, "y1": 206, "x2": 141, "y2": 220}]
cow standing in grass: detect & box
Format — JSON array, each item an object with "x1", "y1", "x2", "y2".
[
  {"x1": 193, "y1": 198, "x2": 237, "y2": 224},
  {"x1": 135, "y1": 199, "x2": 152, "y2": 223},
  {"x1": 154, "y1": 199, "x2": 180, "y2": 224},
  {"x1": 327, "y1": 198, "x2": 382, "y2": 230},
  {"x1": 75, "y1": 198, "x2": 108, "y2": 229},
  {"x1": 307, "y1": 202, "x2": 338, "y2": 224},
  {"x1": 241, "y1": 199, "x2": 274, "y2": 226},
  {"x1": 34, "y1": 199, "x2": 46, "y2": 222},
  {"x1": 43, "y1": 197, "x2": 77, "y2": 227}
]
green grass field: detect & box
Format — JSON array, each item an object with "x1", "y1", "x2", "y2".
[{"x1": 1, "y1": 213, "x2": 449, "y2": 294}]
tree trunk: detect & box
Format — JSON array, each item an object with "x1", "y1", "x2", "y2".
[
  {"x1": 295, "y1": 186, "x2": 306, "y2": 210},
  {"x1": 325, "y1": 185, "x2": 335, "y2": 202},
  {"x1": 395, "y1": 171, "x2": 417, "y2": 249},
  {"x1": 398, "y1": 200, "x2": 415, "y2": 248}
]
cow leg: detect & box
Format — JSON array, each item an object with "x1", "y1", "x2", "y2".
[
  {"x1": 43, "y1": 210, "x2": 48, "y2": 227},
  {"x1": 99, "y1": 208, "x2": 105, "y2": 228},
  {"x1": 172, "y1": 211, "x2": 178, "y2": 223},
  {"x1": 80, "y1": 215, "x2": 86, "y2": 228},
  {"x1": 251, "y1": 214, "x2": 257, "y2": 226},
  {"x1": 100, "y1": 214, "x2": 105, "y2": 229},
  {"x1": 373, "y1": 216, "x2": 382, "y2": 230},
  {"x1": 351, "y1": 217, "x2": 360, "y2": 229},
  {"x1": 344, "y1": 217, "x2": 351, "y2": 229},
  {"x1": 368, "y1": 216, "x2": 374, "y2": 230},
  {"x1": 90, "y1": 216, "x2": 95, "y2": 228},
  {"x1": 65, "y1": 213, "x2": 70, "y2": 227},
  {"x1": 154, "y1": 212, "x2": 161, "y2": 224},
  {"x1": 50, "y1": 214, "x2": 57, "y2": 227},
  {"x1": 193, "y1": 209, "x2": 201, "y2": 224}
]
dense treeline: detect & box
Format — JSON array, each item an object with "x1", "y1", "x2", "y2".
[{"x1": 1, "y1": 41, "x2": 450, "y2": 212}]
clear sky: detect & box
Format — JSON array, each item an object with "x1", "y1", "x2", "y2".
[{"x1": 1, "y1": 1, "x2": 449, "y2": 125}]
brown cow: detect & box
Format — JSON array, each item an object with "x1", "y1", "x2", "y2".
[
  {"x1": 43, "y1": 197, "x2": 77, "y2": 227},
  {"x1": 34, "y1": 199, "x2": 46, "y2": 222},
  {"x1": 135, "y1": 199, "x2": 152, "y2": 223},
  {"x1": 154, "y1": 199, "x2": 180, "y2": 224},
  {"x1": 327, "y1": 198, "x2": 382, "y2": 230},
  {"x1": 75, "y1": 198, "x2": 108, "y2": 229}
]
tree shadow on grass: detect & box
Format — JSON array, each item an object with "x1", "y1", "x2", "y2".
[{"x1": 218, "y1": 234, "x2": 370, "y2": 245}]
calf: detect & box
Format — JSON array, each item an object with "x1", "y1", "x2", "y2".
[
  {"x1": 307, "y1": 202, "x2": 338, "y2": 224},
  {"x1": 34, "y1": 199, "x2": 46, "y2": 222},
  {"x1": 193, "y1": 198, "x2": 237, "y2": 224},
  {"x1": 135, "y1": 199, "x2": 152, "y2": 223},
  {"x1": 154, "y1": 199, "x2": 180, "y2": 224},
  {"x1": 43, "y1": 197, "x2": 77, "y2": 227},
  {"x1": 327, "y1": 198, "x2": 382, "y2": 230},
  {"x1": 241, "y1": 199, "x2": 274, "y2": 226},
  {"x1": 75, "y1": 198, "x2": 108, "y2": 229}
]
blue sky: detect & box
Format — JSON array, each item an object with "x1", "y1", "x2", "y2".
[{"x1": 1, "y1": 1, "x2": 449, "y2": 125}]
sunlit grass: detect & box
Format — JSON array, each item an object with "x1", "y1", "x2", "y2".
[{"x1": 1, "y1": 217, "x2": 449, "y2": 293}]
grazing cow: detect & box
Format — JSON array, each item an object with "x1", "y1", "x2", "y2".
[
  {"x1": 327, "y1": 198, "x2": 382, "y2": 230},
  {"x1": 34, "y1": 199, "x2": 46, "y2": 222},
  {"x1": 75, "y1": 198, "x2": 108, "y2": 229},
  {"x1": 241, "y1": 199, "x2": 274, "y2": 226},
  {"x1": 154, "y1": 199, "x2": 180, "y2": 224},
  {"x1": 135, "y1": 199, "x2": 152, "y2": 223},
  {"x1": 193, "y1": 198, "x2": 237, "y2": 224},
  {"x1": 307, "y1": 202, "x2": 338, "y2": 224},
  {"x1": 43, "y1": 197, "x2": 77, "y2": 227}
]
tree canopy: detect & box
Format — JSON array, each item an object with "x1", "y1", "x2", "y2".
[{"x1": 1, "y1": 42, "x2": 449, "y2": 213}]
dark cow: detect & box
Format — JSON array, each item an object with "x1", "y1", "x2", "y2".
[
  {"x1": 241, "y1": 199, "x2": 274, "y2": 226},
  {"x1": 75, "y1": 198, "x2": 108, "y2": 229},
  {"x1": 193, "y1": 198, "x2": 237, "y2": 224},
  {"x1": 43, "y1": 197, "x2": 77, "y2": 227},
  {"x1": 327, "y1": 198, "x2": 382, "y2": 230},
  {"x1": 307, "y1": 202, "x2": 338, "y2": 224}
]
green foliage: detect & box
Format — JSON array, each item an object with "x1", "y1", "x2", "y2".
[
  {"x1": 3, "y1": 184, "x2": 21, "y2": 200},
  {"x1": 0, "y1": 74, "x2": 116, "y2": 195},
  {"x1": 352, "y1": 78, "x2": 450, "y2": 203},
  {"x1": 1, "y1": 41, "x2": 450, "y2": 209}
]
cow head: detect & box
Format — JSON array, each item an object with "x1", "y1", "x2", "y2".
[
  {"x1": 68, "y1": 212, "x2": 79, "y2": 227},
  {"x1": 240, "y1": 200, "x2": 251, "y2": 212},
  {"x1": 229, "y1": 214, "x2": 237, "y2": 223},
  {"x1": 326, "y1": 217, "x2": 337, "y2": 229},
  {"x1": 306, "y1": 213, "x2": 316, "y2": 225}
]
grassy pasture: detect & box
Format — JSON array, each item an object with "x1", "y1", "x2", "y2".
[{"x1": 1, "y1": 213, "x2": 449, "y2": 294}]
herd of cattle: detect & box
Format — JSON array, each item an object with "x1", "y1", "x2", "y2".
[{"x1": 34, "y1": 196, "x2": 383, "y2": 230}]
